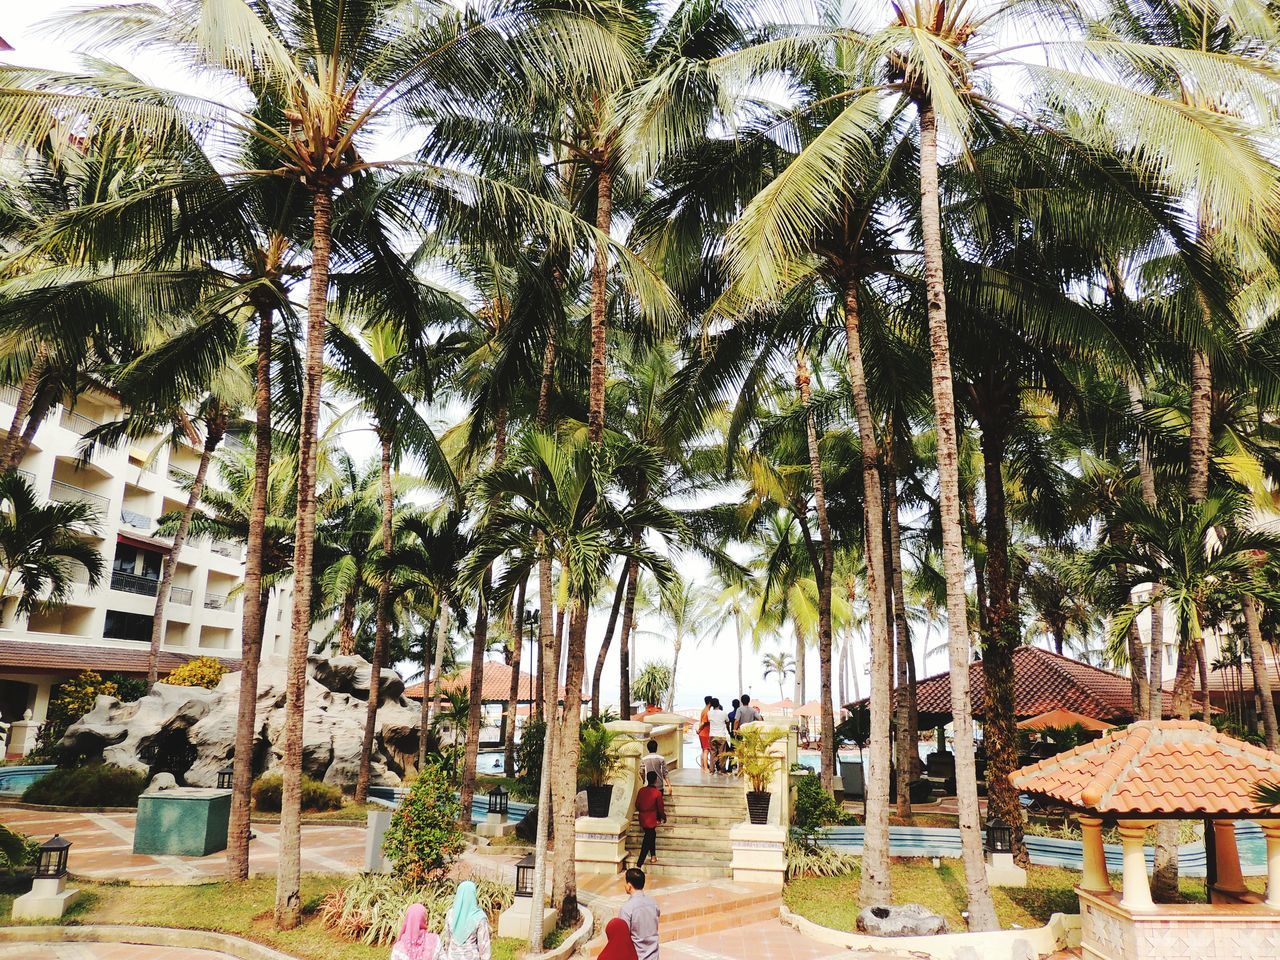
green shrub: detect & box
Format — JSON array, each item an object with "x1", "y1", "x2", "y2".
[
  {"x1": 514, "y1": 718, "x2": 544, "y2": 800},
  {"x1": 251, "y1": 773, "x2": 344, "y2": 813},
  {"x1": 382, "y1": 760, "x2": 466, "y2": 884},
  {"x1": 102, "y1": 672, "x2": 148, "y2": 703},
  {"x1": 785, "y1": 837, "x2": 860, "y2": 878},
  {"x1": 794, "y1": 772, "x2": 844, "y2": 830},
  {"x1": 0, "y1": 823, "x2": 37, "y2": 873},
  {"x1": 320, "y1": 873, "x2": 512, "y2": 945},
  {"x1": 22, "y1": 762, "x2": 146, "y2": 807}
]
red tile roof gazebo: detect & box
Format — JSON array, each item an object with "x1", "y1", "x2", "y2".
[{"x1": 849, "y1": 646, "x2": 1174, "y2": 725}]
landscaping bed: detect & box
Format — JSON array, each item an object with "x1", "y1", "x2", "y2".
[
  {"x1": 783, "y1": 860, "x2": 1269, "y2": 933},
  {"x1": 0, "y1": 875, "x2": 524, "y2": 960}
]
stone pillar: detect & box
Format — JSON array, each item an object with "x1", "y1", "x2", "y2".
[
  {"x1": 1078, "y1": 815, "x2": 1111, "y2": 894},
  {"x1": 1117, "y1": 820, "x2": 1154, "y2": 910},
  {"x1": 1259, "y1": 819, "x2": 1280, "y2": 909},
  {"x1": 1212, "y1": 820, "x2": 1248, "y2": 898},
  {"x1": 6, "y1": 709, "x2": 39, "y2": 759}
]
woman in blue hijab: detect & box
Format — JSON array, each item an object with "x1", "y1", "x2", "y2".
[{"x1": 442, "y1": 880, "x2": 491, "y2": 960}]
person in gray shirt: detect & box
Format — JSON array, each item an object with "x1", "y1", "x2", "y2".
[
  {"x1": 618, "y1": 867, "x2": 660, "y2": 960},
  {"x1": 734, "y1": 693, "x2": 761, "y2": 730}
]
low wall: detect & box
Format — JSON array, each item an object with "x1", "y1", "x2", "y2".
[
  {"x1": 818, "y1": 825, "x2": 1237, "y2": 877},
  {"x1": 0, "y1": 925, "x2": 295, "y2": 960},
  {"x1": 780, "y1": 905, "x2": 1081, "y2": 960}
]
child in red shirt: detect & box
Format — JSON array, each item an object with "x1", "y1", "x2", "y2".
[{"x1": 635, "y1": 771, "x2": 666, "y2": 867}]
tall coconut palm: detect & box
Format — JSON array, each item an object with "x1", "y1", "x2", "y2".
[{"x1": 762, "y1": 650, "x2": 795, "y2": 702}]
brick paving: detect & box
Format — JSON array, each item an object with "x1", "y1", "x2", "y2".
[
  {"x1": 0, "y1": 807, "x2": 363, "y2": 882},
  {"x1": 0, "y1": 946, "x2": 237, "y2": 960}
]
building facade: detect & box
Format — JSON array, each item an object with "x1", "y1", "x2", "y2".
[{"x1": 0, "y1": 383, "x2": 304, "y2": 727}]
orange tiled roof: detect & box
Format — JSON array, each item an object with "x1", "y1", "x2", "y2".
[
  {"x1": 0, "y1": 638, "x2": 240, "y2": 675},
  {"x1": 1009, "y1": 719, "x2": 1280, "y2": 816},
  {"x1": 850, "y1": 646, "x2": 1174, "y2": 722},
  {"x1": 403, "y1": 659, "x2": 584, "y2": 704}
]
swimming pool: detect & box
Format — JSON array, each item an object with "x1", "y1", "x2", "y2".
[{"x1": 0, "y1": 764, "x2": 55, "y2": 797}]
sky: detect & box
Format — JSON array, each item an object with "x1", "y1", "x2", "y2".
[{"x1": 0, "y1": 0, "x2": 959, "y2": 713}]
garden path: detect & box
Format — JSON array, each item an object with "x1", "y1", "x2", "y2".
[
  {"x1": 0, "y1": 807, "x2": 363, "y2": 882},
  {"x1": 0, "y1": 944, "x2": 238, "y2": 959}
]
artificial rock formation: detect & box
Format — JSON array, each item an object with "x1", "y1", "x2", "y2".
[{"x1": 61, "y1": 654, "x2": 422, "y2": 789}]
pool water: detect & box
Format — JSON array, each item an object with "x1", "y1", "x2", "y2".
[{"x1": 0, "y1": 764, "x2": 55, "y2": 796}]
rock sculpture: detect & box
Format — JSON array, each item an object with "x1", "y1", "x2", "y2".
[
  {"x1": 855, "y1": 903, "x2": 948, "y2": 937},
  {"x1": 61, "y1": 654, "x2": 421, "y2": 789}
]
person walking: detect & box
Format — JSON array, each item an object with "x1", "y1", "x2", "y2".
[
  {"x1": 598, "y1": 918, "x2": 639, "y2": 960},
  {"x1": 708, "y1": 699, "x2": 730, "y2": 773},
  {"x1": 619, "y1": 867, "x2": 660, "y2": 960},
  {"x1": 697, "y1": 695, "x2": 712, "y2": 771},
  {"x1": 639, "y1": 739, "x2": 670, "y2": 792},
  {"x1": 391, "y1": 903, "x2": 439, "y2": 960},
  {"x1": 441, "y1": 880, "x2": 491, "y2": 960},
  {"x1": 635, "y1": 770, "x2": 666, "y2": 867}
]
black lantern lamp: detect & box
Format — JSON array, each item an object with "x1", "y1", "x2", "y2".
[
  {"x1": 515, "y1": 853, "x2": 535, "y2": 897},
  {"x1": 218, "y1": 762, "x2": 235, "y2": 789},
  {"x1": 488, "y1": 785, "x2": 509, "y2": 817},
  {"x1": 35, "y1": 835, "x2": 71, "y2": 880},
  {"x1": 984, "y1": 817, "x2": 1013, "y2": 855}
]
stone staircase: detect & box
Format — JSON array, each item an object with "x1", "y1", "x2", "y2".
[{"x1": 624, "y1": 777, "x2": 745, "y2": 879}]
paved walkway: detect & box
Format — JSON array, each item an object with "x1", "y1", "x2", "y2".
[
  {"x1": 0, "y1": 808, "x2": 363, "y2": 882},
  {"x1": 0, "y1": 946, "x2": 237, "y2": 960}
]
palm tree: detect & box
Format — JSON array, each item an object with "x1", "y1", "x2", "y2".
[
  {"x1": 0, "y1": 472, "x2": 104, "y2": 616},
  {"x1": 658, "y1": 577, "x2": 711, "y2": 713},
  {"x1": 762, "y1": 651, "x2": 795, "y2": 703},
  {"x1": 462, "y1": 430, "x2": 676, "y2": 928}
]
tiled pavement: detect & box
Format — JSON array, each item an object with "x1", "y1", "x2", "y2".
[
  {"x1": 0, "y1": 946, "x2": 237, "y2": 959},
  {"x1": 662, "y1": 920, "x2": 918, "y2": 960},
  {"x1": 0, "y1": 808, "x2": 363, "y2": 882}
]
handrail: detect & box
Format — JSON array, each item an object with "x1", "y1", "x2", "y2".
[
  {"x1": 60, "y1": 408, "x2": 102, "y2": 436},
  {"x1": 171, "y1": 586, "x2": 193, "y2": 605},
  {"x1": 204, "y1": 591, "x2": 237, "y2": 611},
  {"x1": 49, "y1": 479, "x2": 109, "y2": 513},
  {"x1": 111, "y1": 570, "x2": 159, "y2": 597},
  {"x1": 211, "y1": 539, "x2": 240, "y2": 558}
]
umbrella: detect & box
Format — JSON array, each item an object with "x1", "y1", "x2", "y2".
[
  {"x1": 760, "y1": 698, "x2": 796, "y2": 713},
  {"x1": 794, "y1": 701, "x2": 824, "y2": 718},
  {"x1": 1016, "y1": 708, "x2": 1114, "y2": 732}
]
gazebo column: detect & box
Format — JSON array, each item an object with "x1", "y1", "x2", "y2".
[
  {"x1": 1078, "y1": 814, "x2": 1111, "y2": 893},
  {"x1": 1117, "y1": 820, "x2": 1155, "y2": 909},
  {"x1": 1212, "y1": 820, "x2": 1248, "y2": 899},
  {"x1": 1259, "y1": 819, "x2": 1280, "y2": 908}
]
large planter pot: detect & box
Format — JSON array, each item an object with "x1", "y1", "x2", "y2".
[
  {"x1": 585, "y1": 784, "x2": 613, "y2": 818},
  {"x1": 746, "y1": 790, "x2": 771, "y2": 825}
]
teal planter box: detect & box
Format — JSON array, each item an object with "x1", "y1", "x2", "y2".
[{"x1": 133, "y1": 787, "x2": 232, "y2": 856}]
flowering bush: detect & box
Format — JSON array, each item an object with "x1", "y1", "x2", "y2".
[
  {"x1": 36, "y1": 670, "x2": 118, "y2": 752},
  {"x1": 162, "y1": 656, "x2": 227, "y2": 689},
  {"x1": 382, "y1": 760, "x2": 466, "y2": 884}
]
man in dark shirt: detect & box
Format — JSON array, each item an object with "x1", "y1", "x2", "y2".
[{"x1": 635, "y1": 770, "x2": 666, "y2": 867}]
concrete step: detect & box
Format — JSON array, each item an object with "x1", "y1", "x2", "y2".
[
  {"x1": 629, "y1": 849, "x2": 733, "y2": 866},
  {"x1": 630, "y1": 859, "x2": 732, "y2": 880},
  {"x1": 626, "y1": 838, "x2": 735, "y2": 856},
  {"x1": 660, "y1": 900, "x2": 781, "y2": 941},
  {"x1": 657, "y1": 887, "x2": 781, "y2": 926},
  {"x1": 626, "y1": 824, "x2": 738, "y2": 841}
]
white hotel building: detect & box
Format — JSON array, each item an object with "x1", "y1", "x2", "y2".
[{"x1": 0, "y1": 383, "x2": 304, "y2": 728}]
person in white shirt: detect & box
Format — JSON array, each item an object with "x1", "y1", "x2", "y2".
[{"x1": 707, "y1": 699, "x2": 730, "y2": 773}]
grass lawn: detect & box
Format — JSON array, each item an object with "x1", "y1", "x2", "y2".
[
  {"x1": 784, "y1": 860, "x2": 1272, "y2": 933},
  {"x1": 0, "y1": 875, "x2": 524, "y2": 960}
]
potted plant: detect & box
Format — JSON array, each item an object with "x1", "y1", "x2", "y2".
[
  {"x1": 732, "y1": 727, "x2": 787, "y2": 824},
  {"x1": 577, "y1": 723, "x2": 624, "y2": 817},
  {"x1": 632, "y1": 661, "x2": 672, "y2": 714}
]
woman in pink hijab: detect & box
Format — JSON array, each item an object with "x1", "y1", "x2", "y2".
[{"x1": 391, "y1": 903, "x2": 439, "y2": 960}]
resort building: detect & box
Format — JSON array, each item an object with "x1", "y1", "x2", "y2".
[{"x1": 0, "y1": 384, "x2": 304, "y2": 728}]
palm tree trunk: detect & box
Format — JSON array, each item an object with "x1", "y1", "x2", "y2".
[
  {"x1": 1244, "y1": 596, "x2": 1278, "y2": 750},
  {"x1": 590, "y1": 563, "x2": 630, "y2": 717},
  {"x1": 275, "y1": 184, "x2": 334, "y2": 931},
  {"x1": 977, "y1": 422, "x2": 1025, "y2": 864},
  {"x1": 505, "y1": 576, "x2": 528, "y2": 777},
  {"x1": 887, "y1": 489, "x2": 920, "y2": 787},
  {"x1": 841, "y1": 276, "x2": 893, "y2": 906},
  {"x1": 459, "y1": 578, "x2": 491, "y2": 827},
  {"x1": 527, "y1": 555, "x2": 558, "y2": 951},
  {"x1": 1197, "y1": 638, "x2": 1211, "y2": 721},
  {"x1": 917, "y1": 99, "x2": 998, "y2": 930},
  {"x1": 552, "y1": 605, "x2": 588, "y2": 924},
  {"x1": 419, "y1": 612, "x2": 438, "y2": 772},
  {"x1": 227, "y1": 303, "x2": 274, "y2": 883},
  {"x1": 337, "y1": 591, "x2": 358, "y2": 655},
  {"x1": 587, "y1": 162, "x2": 612, "y2": 447},
  {"x1": 1188, "y1": 349, "x2": 1212, "y2": 501},
  {"x1": 426, "y1": 606, "x2": 450, "y2": 730},
  {"x1": 1129, "y1": 381, "x2": 1166, "y2": 723},
  {"x1": 886, "y1": 461, "x2": 914, "y2": 820},
  {"x1": 796, "y1": 349, "x2": 836, "y2": 792},
  {"x1": 794, "y1": 630, "x2": 806, "y2": 704},
  {"x1": 148, "y1": 420, "x2": 223, "y2": 687},
  {"x1": 668, "y1": 634, "x2": 682, "y2": 713},
  {"x1": 2, "y1": 344, "x2": 46, "y2": 471},
  {"x1": 619, "y1": 562, "x2": 638, "y2": 720},
  {"x1": 355, "y1": 432, "x2": 394, "y2": 804}
]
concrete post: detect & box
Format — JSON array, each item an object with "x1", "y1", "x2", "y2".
[
  {"x1": 1259, "y1": 819, "x2": 1280, "y2": 909},
  {"x1": 1212, "y1": 820, "x2": 1248, "y2": 898},
  {"x1": 1117, "y1": 820, "x2": 1155, "y2": 910},
  {"x1": 1078, "y1": 815, "x2": 1112, "y2": 893}
]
